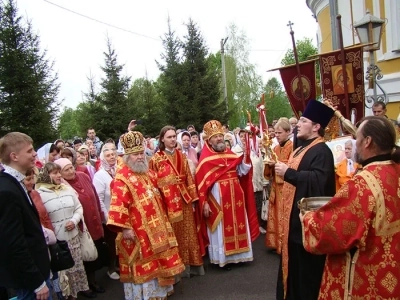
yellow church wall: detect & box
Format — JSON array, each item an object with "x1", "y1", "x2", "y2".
[
  {"x1": 386, "y1": 103, "x2": 400, "y2": 120},
  {"x1": 378, "y1": 57, "x2": 400, "y2": 74},
  {"x1": 317, "y1": 6, "x2": 332, "y2": 53},
  {"x1": 379, "y1": 0, "x2": 387, "y2": 54}
]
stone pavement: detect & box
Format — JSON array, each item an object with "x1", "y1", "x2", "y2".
[{"x1": 82, "y1": 235, "x2": 280, "y2": 300}]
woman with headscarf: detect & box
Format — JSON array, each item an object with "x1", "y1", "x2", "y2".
[
  {"x1": 36, "y1": 162, "x2": 90, "y2": 300},
  {"x1": 36, "y1": 143, "x2": 61, "y2": 169},
  {"x1": 77, "y1": 145, "x2": 96, "y2": 179},
  {"x1": 60, "y1": 147, "x2": 91, "y2": 179},
  {"x1": 177, "y1": 131, "x2": 199, "y2": 169},
  {"x1": 335, "y1": 139, "x2": 360, "y2": 192},
  {"x1": 24, "y1": 167, "x2": 53, "y2": 231},
  {"x1": 92, "y1": 143, "x2": 120, "y2": 281},
  {"x1": 231, "y1": 129, "x2": 246, "y2": 156},
  {"x1": 55, "y1": 158, "x2": 106, "y2": 297},
  {"x1": 224, "y1": 132, "x2": 236, "y2": 149}
]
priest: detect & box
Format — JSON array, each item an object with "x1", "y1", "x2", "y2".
[
  {"x1": 301, "y1": 116, "x2": 400, "y2": 299},
  {"x1": 274, "y1": 100, "x2": 336, "y2": 300},
  {"x1": 196, "y1": 120, "x2": 259, "y2": 270}
]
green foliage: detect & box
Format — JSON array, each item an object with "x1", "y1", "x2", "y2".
[
  {"x1": 0, "y1": 0, "x2": 60, "y2": 147},
  {"x1": 182, "y1": 19, "x2": 226, "y2": 128},
  {"x1": 263, "y1": 77, "x2": 293, "y2": 123},
  {"x1": 96, "y1": 38, "x2": 131, "y2": 140},
  {"x1": 280, "y1": 37, "x2": 318, "y2": 66},
  {"x1": 57, "y1": 107, "x2": 80, "y2": 140},
  {"x1": 224, "y1": 24, "x2": 262, "y2": 128},
  {"x1": 156, "y1": 17, "x2": 185, "y2": 127},
  {"x1": 127, "y1": 76, "x2": 166, "y2": 136},
  {"x1": 158, "y1": 18, "x2": 226, "y2": 130}
]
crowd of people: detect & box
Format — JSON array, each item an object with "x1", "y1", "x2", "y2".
[{"x1": 1, "y1": 100, "x2": 400, "y2": 300}]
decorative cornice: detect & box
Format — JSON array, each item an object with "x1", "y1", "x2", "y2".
[{"x1": 306, "y1": 0, "x2": 329, "y2": 17}]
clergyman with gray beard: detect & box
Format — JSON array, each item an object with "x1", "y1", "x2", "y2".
[{"x1": 106, "y1": 131, "x2": 185, "y2": 299}]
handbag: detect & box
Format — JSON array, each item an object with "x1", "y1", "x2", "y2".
[
  {"x1": 48, "y1": 240, "x2": 75, "y2": 272},
  {"x1": 58, "y1": 270, "x2": 71, "y2": 297},
  {"x1": 79, "y1": 219, "x2": 98, "y2": 262}
]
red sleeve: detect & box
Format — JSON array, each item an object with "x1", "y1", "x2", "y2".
[{"x1": 302, "y1": 175, "x2": 374, "y2": 255}]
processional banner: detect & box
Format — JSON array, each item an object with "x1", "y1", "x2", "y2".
[
  {"x1": 319, "y1": 46, "x2": 365, "y2": 124},
  {"x1": 279, "y1": 60, "x2": 317, "y2": 118}
]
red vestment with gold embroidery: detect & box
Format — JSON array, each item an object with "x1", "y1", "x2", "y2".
[
  {"x1": 149, "y1": 150, "x2": 203, "y2": 266},
  {"x1": 107, "y1": 164, "x2": 184, "y2": 285},
  {"x1": 302, "y1": 160, "x2": 400, "y2": 299},
  {"x1": 196, "y1": 143, "x2": 259, "y2": 256}
]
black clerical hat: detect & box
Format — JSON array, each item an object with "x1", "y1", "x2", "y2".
[{"x1": 302, "y1": 100, "x2": 334, "y2": 129}]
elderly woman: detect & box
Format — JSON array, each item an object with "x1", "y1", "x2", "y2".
[
  {"x1": 335, "y1": 139, "x2": 360, "y2": 192},
  {"x1": 36, "y1": 162, "x2": 90, "y2": 300},
  {"x1": 92, "y1": 143, "x2": 120, "y2": 281},
  {"x1": 77, "y1": 145, "x2": 96, "y2": 179},
  {"x1": 61, "y1": 147, "x2": 91, "y2": 178},
  {"x1": 55, "y1": 158, "x2": 106, "y2": 296}
]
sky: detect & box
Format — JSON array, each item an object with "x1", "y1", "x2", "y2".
[{"x1": 16, "y1": 0, "x2": 318, "y2": 109}]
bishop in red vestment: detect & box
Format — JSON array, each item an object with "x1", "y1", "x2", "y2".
[{"x1": 107, "y1": 131, "x2": 184, "y2": 300}]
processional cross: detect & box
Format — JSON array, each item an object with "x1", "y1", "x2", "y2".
[{"x1": 287, "y1": 21, "x2": 294, "y2": 33}]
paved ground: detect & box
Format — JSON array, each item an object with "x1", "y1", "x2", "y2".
[{"x1": 81, "y1": 235, "x2": 280, "y2": 300}]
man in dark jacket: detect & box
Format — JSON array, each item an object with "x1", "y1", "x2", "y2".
[{"x1": 0, "y1": 132, "x2": 51, "y2": 300}]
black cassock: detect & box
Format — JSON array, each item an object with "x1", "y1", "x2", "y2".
[{"x1": 276, "y1": 138, "x2": 336, "y2": 300}]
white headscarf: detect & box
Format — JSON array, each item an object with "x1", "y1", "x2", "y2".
[
  {"x1": 177, "y1": 131, "x2": 191, "y2": 152},
  {"x1": 36, "y1": 143, "x2": 53, "y2": 163},
  {"x1": 99, "y1": 147, "x2": 117, "y2": 178},
  {"x1": 224, "y1": 132, "x2": 236, "y2": 147}
]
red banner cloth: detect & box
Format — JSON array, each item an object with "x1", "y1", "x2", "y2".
[
  {"x1": 279, "y1": 60, "x2": 317, "y2": 118},
  {"x1": 319, "y1": 46, "x2": 365, "y2": 123}
]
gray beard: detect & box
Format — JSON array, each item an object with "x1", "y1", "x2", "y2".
[
  {"x1": 127, "y1": 160, "x2": 149, "y2": 174},
  {"x1": 212, "y1": 142, "x2": 226, "y2": 152}
]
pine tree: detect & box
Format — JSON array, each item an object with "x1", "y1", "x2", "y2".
[
  {"x1": 97, "y1": 37, "x2": 130, "y2": 140},
  {"x1": 181, "y1": 19, "x2": 226, "y2": 128},
  {"x1": 0, "y1": 0, "x2": 60, "y2": 147},
  {"x1": 156, "y1": 17, "x2": 185, "y2": 127}
]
